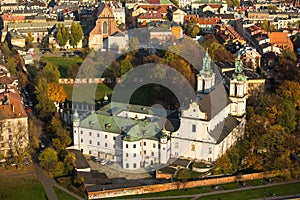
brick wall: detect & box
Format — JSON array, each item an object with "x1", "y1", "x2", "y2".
[{"x1": 87, "y1": 171, "x2": 279, "y2": 199}]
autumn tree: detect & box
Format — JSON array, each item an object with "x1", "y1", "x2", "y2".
[
  {"x1": 6, "y1": 56, "x2": 17, "y2": 75},
  {"x1": 185, "y1": 18, "x2": 200, "y2": 38},
  {"x1": 213, "y1": 154, "x2": 233, "y2": 174},
  {"x1": 25, "y1": 32, "x2": 34, "y2": 48},
  {"x1": 48, "y1": 83, "x2": 67, "y2": 105},
  {"x1": 28, "y1": 118, "x2": 42, "y2": 150},
  {"x1": 69, "y1": 23, "x2": 83, "y2": 48}
]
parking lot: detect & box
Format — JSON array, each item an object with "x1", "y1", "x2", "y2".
[{"x1": 86, "y1": 157, "x2": 152, "y2": 180}]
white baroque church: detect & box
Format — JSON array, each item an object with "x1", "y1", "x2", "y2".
[{"x1": 72, "y1": 52, "x2": 247, "y2": 170}]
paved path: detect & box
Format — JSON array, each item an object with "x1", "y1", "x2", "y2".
[
  {"x1": 33, "y1": 163, "x2": 58, "y2": 200},
  {"x1": 128, "y1": 180, "x2": 300, "y2": 200}
]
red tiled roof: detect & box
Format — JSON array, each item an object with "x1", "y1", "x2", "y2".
[{"x1": 1, "y1": 13, "x2": 26, "y2": 21}]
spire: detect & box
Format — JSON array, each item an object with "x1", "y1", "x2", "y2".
[
  {"x1": 232, "y1": 53, "x2": 247, "y2": 81},
  {"x1": 73, "y1": 110, "x2": 80, "y2": 123},
  {"x1": 198, "y1": 49, "x2": 213, "y2": 77}
]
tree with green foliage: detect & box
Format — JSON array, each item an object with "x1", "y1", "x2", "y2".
[
  {"x1": 69, "y1": 23, "x2": 83, "y2": 48},
  {"x1": 214, "y1": 154, "x2": 233, "y2": 174},
  {"x1": 43, "y1": 62, "x2": 60, "y2": 83},
  {"x1": 185, "y1": 18, "x2": 200, "y2": 38},
  {"x1": 56, "y1": 24, "x2": 69, "y2": 47},
  {"x1": 67, "y1": 64, "x2": 79, "y2": 79},
  {"x1": 39, "y1": 147, "x2": 59, "y2": 172},
  {"x1": 6, "y1": 56, "x2": 17, "y2": 75},
  {"x1": 120, "y1": 59, "x2": 133, "y2": 75},
  {"x1": 35, "y1": 78, "x2": 56, "y2": 120},
  {"x1": 280, "y1": 49, "x2": 297, "y2": 62}
]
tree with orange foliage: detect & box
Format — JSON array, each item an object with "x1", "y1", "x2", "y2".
[{"x1": 48, "y1": 83, "x2": 67, "y2": 104}]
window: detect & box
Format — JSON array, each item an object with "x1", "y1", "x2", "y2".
[
  {"x1": 97, "y1": 142, "x2": 100, "y2": 146},
  {"x1": 1, "y1": 143, "x2": 4, "y2": 147},
  {"x1": 175, "y1": 142, "x2": 179, "y2": 148},
  {"x1": 126, "y1": 163, "x2": 129, "y2": 168},
  {"x1": 153, "y1": 144, "x2": 156, "y2": 148},
  {"x1": 126, "y1": 153, "x2": 129, "y2": 157},
  {"x1": 8, "y1": 135, "x2": 12, "y2": 140},
  {"x1": 151, "y1": 152, "x2": 154, "y2": 156},
  {"x1": 80, "y1": 131, "x2": 83, "y2": 134},
  {"x1": 163, "y1": 147, "x2": 165, "y2": 150},
  {"x1": 89, "y1": 150, "x2": 91, "y2": 154},
  {"x1": 192, "y1": 124, "x2": 196, "y2": 133},
  {"x1": 208, "y1": 158, "x2": 212, "y2": 162},
  {"x1": 126, "y1": 144, "x2": 128, "y2": 148},
  {"x1": 209, "y1": 147, "x2": 212, "y2": 154},
  {"x1": 89, "y1": 140, "x2": 92, "y2": 144},
  {"x1": 133, "y1": 144, "x2": 136, "y2": 148},
  {"x1": 105, "y1": 135, "x2": 107, "y2": 139},
  {"x1": 102, "y1": 21, "x2": 108, "y2": 34},
  {"x1": 97, "y1": 133, "x2": 100, "y2": 137},
  {"x1": 144, "y1": 150, "x2": 146, "y2": 154},
  {"x1": 133, "y1": 163, "x2": 137, "y2": 168},
  {"x1": 105, "y1": 143, "x2": 107, "y2": 147},
  {"x1": 175, "y1": 152, "x2": 179, "y2": 156},
  {"x1": 81, "y1": 139, "x2": 83, "y2": 143},
  {"x1": 89, "y1": 132, "x2": 92, "y2": 136},
  {"x1": 113, "y1": 136, "x2": 116, "y2": 140},
  {"x1": 0, "y1": 136, "x2": 3, "y2": 141},
  {"x1": 8, "y1": 128, "x2": 11, "y2": 134},
  {"x1": 150, "y1": 160, "x2": 154, "y2": 165},
  {"x1": 191, "y1": 144, "x2": 195, "y2": 151},
  {"x1": 144, "y1": 142, "x2": 146, "y2": 146}
]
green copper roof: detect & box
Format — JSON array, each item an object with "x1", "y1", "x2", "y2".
[
  {"x1": 232, "y1": 53, "x2": 247, "y2": 81},
  {"x1": 198, "y1": 50, "x2": 213, "y2": 77},
  {"x1": 79, "y1": 103, "x2": 172, "y2": 142}
]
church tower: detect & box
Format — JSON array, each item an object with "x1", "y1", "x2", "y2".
[
  {"x1": 197, "y1": 50, "x2": 215, "y2": 96},
  {"x1": 229, "y1": 54, "x2": 247, "y2": 117},
  {"x1": 73, "y1": 110, "x2": 80, "y2": 149}
]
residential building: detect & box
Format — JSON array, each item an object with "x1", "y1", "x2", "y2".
[
  {"x1": 0, "y1": 65, "x2": 28, "y2": 158},
  {"x1": 268, "y1": 32, "x2": 294, "y2": 51}
]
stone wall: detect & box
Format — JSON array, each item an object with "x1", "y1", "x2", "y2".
[{"x1": 87, "y1": 171, "x2": 278, "y2": 199}]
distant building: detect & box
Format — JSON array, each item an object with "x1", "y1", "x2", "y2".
[
  {"x1": 268, "y1": 32, "x2": 294, "y2": 51},
  {"x1": 0, "y1": 65, "x2": 28, "y2": 158},
  {"x1": 89, "y1": 3, "x2": 121, "y2": 50}
]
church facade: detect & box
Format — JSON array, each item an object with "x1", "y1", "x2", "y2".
[{"x1": 72, "y1": 52, "x2": 247, "y2": 170}]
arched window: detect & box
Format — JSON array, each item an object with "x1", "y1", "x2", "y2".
[{"x1": 102, "y1": 21, "x2": 108, "y2": 34}]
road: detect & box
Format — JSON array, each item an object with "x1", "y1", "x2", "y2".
[{"x1": 128, "y1": 180, "x2": 300, "y2": 200}]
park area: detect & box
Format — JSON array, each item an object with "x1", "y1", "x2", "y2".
[
  {"x1": 0, "y1": 175, "x2": 47, "y2": 200},
  {"x1": 41, "y1": 56, "x2": 83, "y2": 78}
]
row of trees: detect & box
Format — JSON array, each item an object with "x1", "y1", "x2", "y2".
[
  {"x1": 214, "y1": 81, "x2": 300, "y2": 178},
  {"x1": 56, "y1": 23, "x2": 83, "y2": 48}
]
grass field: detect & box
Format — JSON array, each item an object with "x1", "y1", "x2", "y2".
[
  {"x1": 0, "y1": 176, "x2": 47, "y2": 200},
  {"x1": 42, "y1": 56, "x2": 83, "y2": 78},
  {"x1": 62, "y1": 84, "x2": 113, "y2": 104},
  {"x1": 53, "y1": 186, "x2": 79, "y2": 200},
  {"x1": 104, "y1": 180, "x2": 300, "y2": 200},
  {"x1": 198, "y1": 182, "x2": 300, "y2": 200}
]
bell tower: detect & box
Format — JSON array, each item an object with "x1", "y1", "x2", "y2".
[
  {"x1": 197, "y1": 50, "x2": 215, "y2": 96},
  {"x1": 73, "y1": 110, "x2": 80, "y2": 149},
  {"x1": 229, "y1": 54, "x2": 247, "y2": 117}
]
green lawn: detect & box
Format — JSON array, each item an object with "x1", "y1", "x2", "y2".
[
  {"x1": 104, "y1": 181, "x2": 300, "y2": 200},
  {"x1": 198, "y1": 182, "x2": 300, "y2": 200},
  {"x1": 54, "y1": 186, "x2": 79, "y2": 200},
  {"x1": 174, "y1": 169, "x2": 204, "y2": 180},
  {"x1": 42, "y1": 56, "x2": 83, "y2": 78},
  {"x1": 62, "y1": 84, "x2": 113, "y2": 104},
  {"x1": 0, "y1": 176, "x2": 47, "y2": 200}
]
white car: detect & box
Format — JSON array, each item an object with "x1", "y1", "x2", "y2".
[{"x1": 100, "y1": 159, "x2": 108, "y2": 165}]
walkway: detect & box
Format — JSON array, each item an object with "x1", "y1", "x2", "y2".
[
  {"x1": 33, "y1": 163, "x2": 57, "y2": 200},
  {"x1": 129, "y1": 180, "x2": 300, "y2": 200}
]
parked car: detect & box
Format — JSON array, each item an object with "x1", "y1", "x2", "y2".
[{"x1": 100, "y1": 159, "x2": 108, "y2": 165}]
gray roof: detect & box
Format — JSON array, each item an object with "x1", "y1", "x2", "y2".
[
  {"x1": 68, "y1": 149, "x2": 91, "y2": 170},
  {"x1": 79, "y1": 170, "x2": 112, "y2": 186},
  {"x1": 198, "y1": 84, "x2": 231, "y2": 120},
  {"x1": 209, "y1": 115, "x2": 240, "y2": 144}
]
